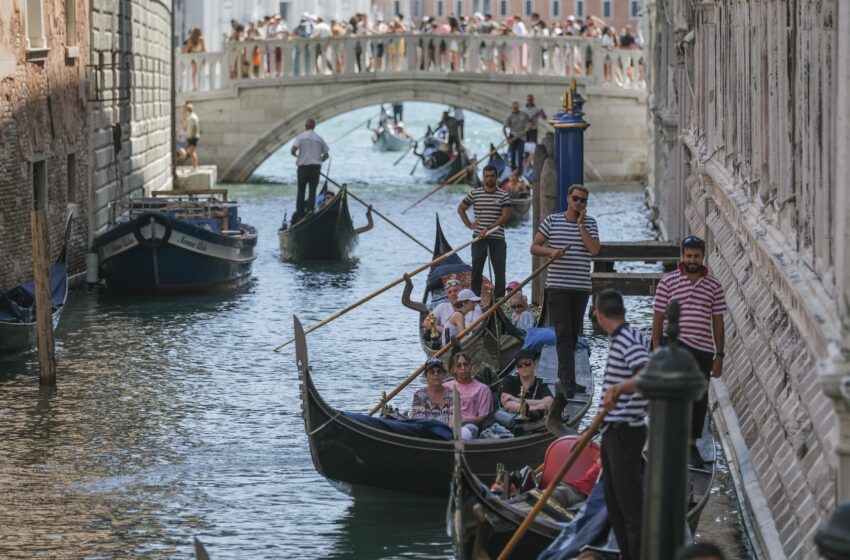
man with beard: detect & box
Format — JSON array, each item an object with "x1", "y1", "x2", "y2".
[{"x1": 651, "y1": 236, "x2": 727, "y2": 468}]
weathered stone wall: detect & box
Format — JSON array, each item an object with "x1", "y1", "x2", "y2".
[
  {"x1": 648, "y1": 1, "x2": 849, "y2": 557},
  {"x1": 0, "y1": 0, "x2": 91, "y2": 287},
  {"x1": 88, "y1": 0, "x2": 172, "y2": 235}
]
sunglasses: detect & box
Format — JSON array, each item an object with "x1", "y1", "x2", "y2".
[
  {"x1": 510, "y1": 304, "x2": 524, "y2": 310},
  {"x1": 454, "y1": 302, "x2": 465, "y2": 309},
  {"x1": 571, "y1": 195, "x2": 588, "y2": 204},
  {"x1": 517, "y1": 360, "x2": 533, "y2": 368},
  {"x1": 682, "y1": 235, "x2": 705, "y2": 250}
]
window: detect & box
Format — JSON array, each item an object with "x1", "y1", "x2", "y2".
[
  {"x1": 394, "y1": 1, "x2": 400, "y2": 16},
  {"x1": 66, "y1": 154, "x2": 76, "y2": 204},
  {"x1": 602, "y1": 0, "x2": 612, "y2": 19},
  {"x1": 499, "y1": 0, "x2": 507, "y2": 17},
  {"x1": 25, "y1": 0, "x2": 47, "y2": 51},
  {"x1": 552, "y1": 0, "x2": 560, "y2": 18},
  {"x1": 279, "y1": 2, "x2": 289, "y2": 21},
  {"x1": 32, "y1": 160, "x2": 47, "y2": 210},
  {"x1": 473, "y1": 0, "x2": 480, "y2": 13},
  {"x1": 456, "y1": 0, "x2": 463, "y2": 16},
  {"x1": 64, "y1": 0, "x2": 76, "y2": 46},
  {"x1": 629, "y1": 0, "x2": 641, "y2": 18},
  {"x1": 483, "y1": 0, "x2": 491, "y2": 14},
  {"x1": 524, "y1": 0, "x2": 532, "y2": 16},
  {"x1": 437, "y1": 0, "x2": 444, "y2": 17},
  {"x1": 575, "y1": 0, "x2": 585, "y2": 18}
]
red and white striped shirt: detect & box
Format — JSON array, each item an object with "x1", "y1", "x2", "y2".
[{"x1": 654, "y1": 264, "x2": 727, "y2": 353}]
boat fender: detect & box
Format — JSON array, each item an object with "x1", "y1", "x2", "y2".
[{"x1": 132, "y1": 212, "x2": 172, "y2": 248}]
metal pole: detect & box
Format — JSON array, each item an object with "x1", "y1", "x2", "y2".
[
  {"x1": 637, "y1": 302, "x2": 706, "y2": 559},
  {"x1": 549, "y1": 79, "x2": 589, "y2": 213}
]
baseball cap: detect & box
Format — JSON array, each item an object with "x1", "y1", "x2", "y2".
[{"x1": 457, "y1": 289, "x2": 481, "y2": 302}]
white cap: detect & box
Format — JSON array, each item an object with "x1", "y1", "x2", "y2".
[
  {"x1": 567, "y1": 15, "x2": 576, "y2": 21},
  {"x1": 457, "y1": 289, "x2": 481, "y2": 302},
  {"x1": 473, "y1": 12, "x2": 484, "y2": 19}
]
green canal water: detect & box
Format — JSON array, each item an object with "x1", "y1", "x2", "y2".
[{"x1": 0, "y1": 104, "x2": 752, "y2": 558}]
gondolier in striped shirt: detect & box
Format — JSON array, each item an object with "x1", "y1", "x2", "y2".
[
  {"x1": 597, "y1": 288, "x2": 651, "y2": 560},
  {"x1": 503, "y1": 101, "x2": 529, "y2": 177},
  {"x1": 458, "y1": 166, "x2": 512, "y2": 299},
  {"x1": 530, "y1": 184, "x2": 600, "y2": 397},
  {"x1": 651, "y1": 235, "x2": 727, "y2": 467},
  {"x1": 290, "y1": 118, "x2": 329, "y2": 224}
]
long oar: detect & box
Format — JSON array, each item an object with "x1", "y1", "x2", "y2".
[
  {"x1": 319, "y1": 172, "x2": 430, "y2": 253},
  {"x1": 497, "y1": 410, "x2": 608, "y2": 560},
  {"x1": 402, "y1": 137, "x2": 510, "y2": 214},
  {"x1": 329, "y1": 112, "x2": 382, "y2": 144},
  {"x1": 366, "y1": 245, "x2": 568, "y2": 415},
  {"x1": 273, "y1": 226, "x2": 500, "y2": 351}
]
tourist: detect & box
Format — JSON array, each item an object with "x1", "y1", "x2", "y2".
[
  {"x1": 183, "y1": 103, "x2": 200, "y2": 170},
  {"x1": 410, "y1": 357, "x2": 455, "y2": 424},
  {"x1": 458, "y1": 165, "x2": 512, "y2": 299},
  {"x1": 444, "y1": 289, "x2": 481, "y2": 342},
  {"x1": 499, "y1": 348, "x2": 553, "y2": 417},
  {"x1": 522, "y1": 94, "x2": 547, "y2": 144},
  {"x1": 443, "y1": 352, "x2": 493, "y2": 440},
  {"x1": 651, "y1": 235, "x2": 727, "y2": 468},
  {"x1": 448, "y1": 16, "x2": 462, "y2": 71},
  {"x1": 453, "y1": 106, "x2": 465, "y2": 139},
  {"x1": 675, "y1": 542, "x2": 726, "y2": 560},
  {"x1": 439, "y1": 110, "x2": 461, "y2": 153},
  {"x1": 504, "y1": 101, "x2": 530, "y2": 175},
  {"x1": 422, "y1": 279, "x2": 483, "y2": 337},
  {"x1": 290, "y1": 118, "x2": 329, "y2": 224},
  {"x1": 596, "y1": 288, "x2": 651, "y2": 560},
  {"x1": 530, "y1": 184, "x2": 600, "y2": 398},
  {"x1": 508, "y1": 293, "x2": 535, "y2": 331}
]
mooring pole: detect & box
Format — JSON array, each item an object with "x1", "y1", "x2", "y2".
[
  {"x1": 30, "y1": 209, "x2": 57, "y2": 385},
  {"x1": 637, "y1": 302, "x2": 706, "y2": 559},
  {"x1": 549, "y1": 79, "x2": 589, "y2": 213}
]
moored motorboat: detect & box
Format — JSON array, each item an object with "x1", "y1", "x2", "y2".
[
  {"x1": 450, "y1": 417, "x2": 717, "y2": 559},
  {"x1": 295, "y1": 311, "x2": 595, "y2": 498},
  {"x1": 91, "y1": 189, "x2": 257, "y2": 294},
  {"x1": 278, "y1": 185, "x2": 357, "y2": 262}
]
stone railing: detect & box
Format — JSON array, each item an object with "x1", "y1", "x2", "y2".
[{"x1": 177, "y1": 33, "x2": 646, "y2": 94}]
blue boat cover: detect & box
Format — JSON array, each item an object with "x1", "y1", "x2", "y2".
[
  {"x1": 0, "y1": 262, "x2": 67, "y2": 323},
  {"x1": 426, "y1": 261, "x2": 471, "y2": 290},
  {"x1": 537, "y1": 482, "x2": 610, "y2": 559},
  {"x1": 344, "y1": 412, "x2": 454, "y2": 441},
  {"x1": 523, "y1": 328, "x2": 588, "y2": 353}
]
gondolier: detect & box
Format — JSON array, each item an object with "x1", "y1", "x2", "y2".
[
  {"x1": 503, "y1": 101, "x2": 529, "y2": 176},
  {"x1": 651, "y1": 235, "x2": 727, "y2": 467},
  {"x1": 290, "y1": 118, "x2": 329, "y2": 224},
  {"x1": 522, "y1": 94, "x2": 547, "y2": 144},
  {"x1": 530, "y1": 184, "x2": 600, "y2": 398},
  {"x1": 597, "y1": 288, "x2": 651, "y2": 560},
  {"x1": 458, "y1": 165, "x2": 511, "y2": 299}
]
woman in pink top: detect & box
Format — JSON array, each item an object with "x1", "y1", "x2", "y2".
[{"x1": 443, "y1": 352, "x2": 493, "y2": 440}]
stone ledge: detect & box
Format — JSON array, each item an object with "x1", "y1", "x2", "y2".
[{"x1": 174, "y1": 165, "x2": 218, "y2": 191}]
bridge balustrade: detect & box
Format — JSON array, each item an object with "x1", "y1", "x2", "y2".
[{"x1": 176, "y1": 33, "x2": 645, "y2": 95}]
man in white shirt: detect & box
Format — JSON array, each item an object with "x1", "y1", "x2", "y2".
[
  {"x1": 290, "y1": 118, "x2": 329, "y2": 223},
  {"x1": 422, "y1": 279, "x2": 483, "y2": 336}
]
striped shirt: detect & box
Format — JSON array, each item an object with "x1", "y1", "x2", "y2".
[
  {"x1": 462, "y1": 187, "x2": 511, "y2": 240},
  {"x1": 522, "y1": 105, "x2": 544, "y2": 130},
  {"x1": 538, "y1": 212, "x2": 599, "y2": 291},
  {"x1": 654, "y1": 265, "x2": 727, "y2": 353},
  {"x1": 504, "y1": 111, "x2": 530, "y2": 138},
  {"x1": 599, "y1": 323, "x2": 650, "y2": 428}
]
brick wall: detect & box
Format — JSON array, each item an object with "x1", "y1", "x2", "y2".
[
  {"x1": 0, "y1": 0, "x2": 91, "y2": 288},
  {"x1": 89, "y1": 0, "x2": 172, "y2": 235}
]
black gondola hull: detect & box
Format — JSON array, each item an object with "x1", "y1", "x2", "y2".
[{"x1": 278, "y1": 186, "x2": 357, "y2": 261}]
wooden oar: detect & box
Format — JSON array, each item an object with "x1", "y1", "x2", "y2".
[
  {"x1": 319, "y1": 172, "x2": 430, "y2": 253},
  {"x1": 273, "y1": 226, "x2": 501, "y2": 351},
  {"x1": 366, "y1": 245, "x2": 568, "y2": 415},
  {"x1": 402, "y1": 137, "x2": 510, "y2": 214},
  {"x1": 329, "y1": 112, "x2": 382, "y2": 144},
  {"x1": 496, "y1": 410, "x2": 608, "y2": 560}
]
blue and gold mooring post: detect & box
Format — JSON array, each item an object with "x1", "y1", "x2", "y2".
[{"x1": 549, "y1": 80, "x2": 589, "y2": 212}]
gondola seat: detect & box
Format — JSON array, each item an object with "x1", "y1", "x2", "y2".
[{"x1": 539, "y1": 436, "x2": 601, "y2": 490}]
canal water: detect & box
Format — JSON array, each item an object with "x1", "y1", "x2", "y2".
[{"x1": 0, "y1": 104, "x2": 751, "y2": 558}]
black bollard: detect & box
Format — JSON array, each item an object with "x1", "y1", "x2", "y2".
[
  {"x1": 637, "y1": 301, "x2": 707, "y2": 560},
  {"x1": 815, "y1": 502, "x2": 850, "y2": 560}
]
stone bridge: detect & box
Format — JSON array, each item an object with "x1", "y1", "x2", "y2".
[{"x1": 176, "y1": 33, "x2": 649, "y2": 183}]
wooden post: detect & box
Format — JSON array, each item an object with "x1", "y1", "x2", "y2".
[{"x1": 31, "y1": 209, "x2": 57, "y2": 385}]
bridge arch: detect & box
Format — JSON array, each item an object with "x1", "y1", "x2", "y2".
[{"x1": 218, "y1": 80, "x2": 522, "y2": 182}]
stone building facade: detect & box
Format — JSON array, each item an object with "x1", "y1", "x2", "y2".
[
  {"x1": 88, "y1": 0, "x2": 172, "y2": 236},
  {"x1": 647, "y1": 0, "x2": 850, "y2": 557},
  {"x1": 0, "y1": 0, "x2": 91, "y2": 287}
]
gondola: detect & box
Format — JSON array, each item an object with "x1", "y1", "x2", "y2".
[
  {"x1": 450, "y1": 417, "x2": 717, "y2": 559},
  {"x1": 488, "y1": 148, "x2": 532, "y2": 227},
  {"x1": 403, "y1": 216, "x2": 523, "y2": 372},
  {"x1": 370, "y1": 115, "x2": 413, "y2": 152},
  {"x1": 278, "y1": 185, "x2": 357, "y2": 262},
  {"x1": 295, "y1": 314, "x2": 595, "y2": 498},
  {"x1": 415, "y1": 129, "x2": 479, "y2": 185},
  {"x1": 91, "y1": 189, "x2": 257, "y2": 293}
]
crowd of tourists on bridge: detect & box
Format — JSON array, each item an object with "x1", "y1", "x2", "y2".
[{"x1": 181, "y1": 11, "x2": 645, "y2": 88}]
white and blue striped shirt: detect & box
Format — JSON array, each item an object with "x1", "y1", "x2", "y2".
[
  {"x1": 538, "y1": 212, "x2": 599, "y2": 291},
  {"x1": 599, "y1": 323, "x2": 650, "y2": 427}
]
